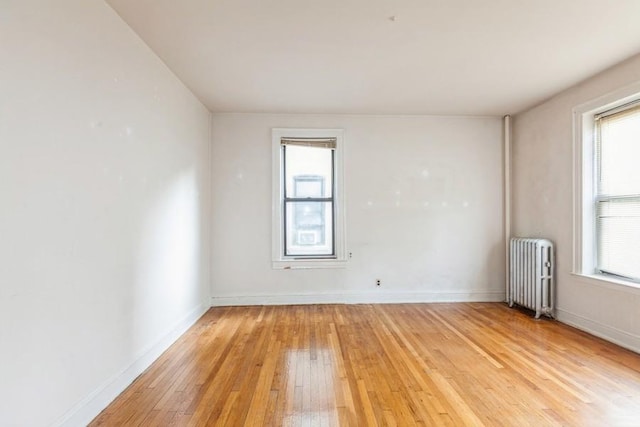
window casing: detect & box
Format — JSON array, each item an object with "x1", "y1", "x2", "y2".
[
  {"x1": 574, "y1": 84, "x2": 640, "y2": 287},
  {"x1": 272, "y1": 129, "x2": 346, "y2": 269}
]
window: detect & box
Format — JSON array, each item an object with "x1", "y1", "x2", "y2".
[
  {"x1": 272, "y1": 129, "x2": 346, "y2": 268},
  {"x1": 574, "y1": 84, "x2": 640, "y2": 286},
  {"x1": 594, "y1": 103, "x2": 640, "y2": 281}
]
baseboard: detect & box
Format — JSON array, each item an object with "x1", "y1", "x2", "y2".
[
  {"x1": 210, "y1": 291, "x2": 505, "y2": 307},
  {"x1": 556, "y1": 308, "x2": 640, "y2": 354},
  {"x1": 53, "y1": 302, "x2": 209, "y2": 427}
]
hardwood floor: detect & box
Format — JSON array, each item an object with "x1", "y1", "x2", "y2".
[{"x1": 90, "y1": 303, "x2": 640, "y2": 426}]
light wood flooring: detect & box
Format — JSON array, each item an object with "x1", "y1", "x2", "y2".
[{"x1": 91, "y1": 303, "x2": 640, "y2": 426}]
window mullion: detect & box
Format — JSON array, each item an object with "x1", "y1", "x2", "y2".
[{"x1": 284, "y1": 197, "x2": 333, "y2": 202}]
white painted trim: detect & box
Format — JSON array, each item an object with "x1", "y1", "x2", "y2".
[
  {"x1": 572, "y1": 102, "x2": 595, "y2": 275},
  {"x1": 53, "y1": 303, "x2": 209, "y2": 427},
  {"x1": 556, "y1": 308, "x2": 640, "y2": 354},
  {"x1": 211, "y1": 291, "x2": 505, "y2": 306},
  {"x1": 570, "y1": 272, "x2": 640, "y2": 294},
  {"x1": 272, "y1": 259, "x2": 348, "y2": 269}
]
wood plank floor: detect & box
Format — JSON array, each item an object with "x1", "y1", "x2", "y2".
[{"x1": 90, "y1": 303, "x2": 640, "y2": 426}]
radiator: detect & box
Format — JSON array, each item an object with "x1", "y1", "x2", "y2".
[{"x1": 509, "y1": 238, "x2": 554, "y2": 319}]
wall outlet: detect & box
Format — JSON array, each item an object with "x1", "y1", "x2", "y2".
[{"x1": 376, "y1": 279, "x2": 381, "y2": 286}]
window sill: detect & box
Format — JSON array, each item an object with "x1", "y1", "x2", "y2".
[
  {"x1": 571, "y1": 272, "x2": 640, "y2": 294},
  {"x1": 272, "y1": 259, "x2": 348, "y2": 270}
]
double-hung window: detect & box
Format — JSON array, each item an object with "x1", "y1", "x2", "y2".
[
  {"x1": 594, "y1": 103, "x2": 640, "y2": 281},
  {"x1": 272, "y1": 129, "x2": 346, "y2": 268},
  {"x1": 574, "y1": 86, "x2": 640, "y2": 286}
]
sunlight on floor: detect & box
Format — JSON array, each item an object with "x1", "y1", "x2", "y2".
[{"x1": 282, "y1": 349, "x2": 341, "y2": 425}]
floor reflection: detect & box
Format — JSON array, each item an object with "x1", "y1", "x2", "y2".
[{"x1": 281, "y1": 348, "x2": 340, "y2": 426}]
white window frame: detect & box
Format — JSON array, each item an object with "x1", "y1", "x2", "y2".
[
  {"x1": 573, "y1": 81, "x2": 640, "y2": 288},
  {"x1": 272, "y1": 128, "x2": 347, "y2": 269}
]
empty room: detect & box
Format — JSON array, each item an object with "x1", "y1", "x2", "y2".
[{"x1": 4, "y1": 0, "x2": 640, "y2": 425}]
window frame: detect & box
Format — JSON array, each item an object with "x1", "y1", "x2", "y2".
[
  {"x1": 283, "y1": 150, "x2": 334, "y2": 257},
  {"x1": 573, "y1": 82, "x2": 640, "y2": 288},
  {"x1": 272, "y1": 128, "x2": 347, "y2": 269}
]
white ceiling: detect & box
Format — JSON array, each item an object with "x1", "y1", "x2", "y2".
[{"x1": 106, "y1": 0, "x2": 640, "y2": 116}]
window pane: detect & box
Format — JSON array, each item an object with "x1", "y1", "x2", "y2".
[
  {"x1": 285, "y1": 201, "x2": 333, "y2": 256},
  {"x1": 599, "y1": 109, "x2": 640, "y2": 195},
  {"x1": 597, "y1": 198, "x2": 640, "y2": 280},
  {"x1": 284, "y1": 145, "x2": 333, "y2": 198}
]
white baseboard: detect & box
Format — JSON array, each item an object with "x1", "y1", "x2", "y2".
[
  {"x1": 556, "y1": 308, "x2": 640, "y2": 354},
  {"x1": 53, "y1": 303, "x2": 209, "y2": 427},
  {"x1": 210, "y1": 291, "x2": 505, "y2": 307}
]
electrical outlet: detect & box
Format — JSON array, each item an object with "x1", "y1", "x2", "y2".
[{"x1": 376, "y1": 279, "x2": 381, "y2": 286}]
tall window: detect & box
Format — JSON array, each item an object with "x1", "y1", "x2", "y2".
[
  {"x1": 272, "y1": 129, "x2": 346, "y2": 268},
  {"x1": 574, "y1": 87, "x2": 640, "y2": 286},
  {"x1": 595, "y1": 103, "x2": 640, "y2": 281}
]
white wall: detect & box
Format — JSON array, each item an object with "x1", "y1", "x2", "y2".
[
  {"x1": 0, "y1": 1, "x2": 211, "y2": 426},
  {"x1": 513, "y1": 53, "x2": 640, "y2": 352},
  {"x1": 211, "y1": 114, "x2": 504, "y2": 305}
]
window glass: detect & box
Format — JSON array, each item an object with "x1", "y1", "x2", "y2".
[
  {"x1": 285, "y1": 201, "x2": 333, "y2": 256},
  {"x1": 284, "y1": 145, "x2": 333, "y2": 198},
  {"x1": 597, "y1": 199, "x2": 640, "y2": 280},
  {"x1": 598, "y1": 107, "x2": 640, "y2": 195}
]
